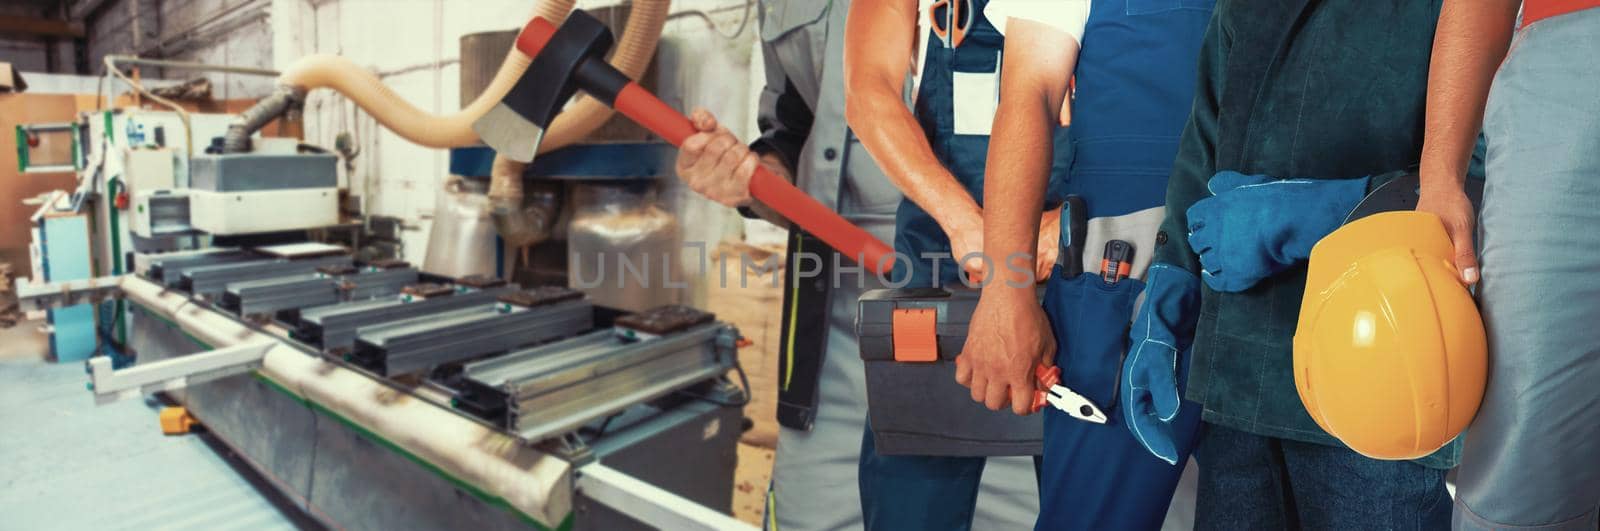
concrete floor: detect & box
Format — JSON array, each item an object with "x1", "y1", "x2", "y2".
[
  {"x1": 0, "y1": 317, "x2": 49, "y2": 362},
  {"x1": 0, "y1": 320, "x2": 315, "y2": 531}
]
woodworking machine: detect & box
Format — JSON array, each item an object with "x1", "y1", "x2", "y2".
[{"x1": 18, "y1": 245, "x2": 752, "y2": 531}]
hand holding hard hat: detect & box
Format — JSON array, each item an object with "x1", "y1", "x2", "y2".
[{"x1": 1294, "y1": 210, "x2": 1487, "y2": 460}]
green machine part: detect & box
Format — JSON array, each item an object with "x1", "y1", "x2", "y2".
[
  {"x1": 14, "y1": 125, "x2": 24, "y2": 173},
  {"x1": 14, "y1": 121, "x2": 83, "y2": 173}
]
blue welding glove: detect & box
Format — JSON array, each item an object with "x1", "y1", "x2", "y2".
[
  {"x1": 1121, "y1": 263, "x2": 1200, "y2": 465},
  {"x1": 1186, "y1": 171, "x2": 1370, "y2": 292}
]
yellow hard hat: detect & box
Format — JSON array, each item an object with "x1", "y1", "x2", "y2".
[{"x1": 1293, "y1": 211, "x2": 1486, "y2": 460}]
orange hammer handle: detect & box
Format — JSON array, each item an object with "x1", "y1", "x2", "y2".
[
  {"x1": 515, "y1": 17, "x2": 559, "y2": 59},
  {"x1": 613, "y1": 84, "x2": 895, "y2": 273}
]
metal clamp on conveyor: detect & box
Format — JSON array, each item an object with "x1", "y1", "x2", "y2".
[
  {"x1": 454, "y1": 305, "x2": 739, "y2": 443},
  {"x1": 347, "y1": 286, "x2": 594, "y2": 376},
  {"x1": 219, "y1": 261, "x2": 419, "y2": 317}
]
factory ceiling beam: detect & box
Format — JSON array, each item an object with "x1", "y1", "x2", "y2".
[
  {"x1": 69, "y1": 0, "x2": 112, "y2": 20},
  {"x1": 0, "y1": 14, "x2": 86, "y2": 38}
]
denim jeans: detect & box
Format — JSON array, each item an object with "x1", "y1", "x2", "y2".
[
  {"x1": 1454, "y1": 7, "x2": 1600, "y2": 530},
  {"x1": 1194, "y1": 423, "x2": 1451, "y2": 530}
]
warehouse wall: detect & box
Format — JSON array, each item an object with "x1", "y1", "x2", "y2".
[
  {"x1": 272, "y1": 0, "x2": 764, "y2": 264},
  {"x1": 0, "y1": 2, "x2": 77, "y2": 73},
  {"x1": 0, "y1": 36, "x2": 77, "y2": 74},
  {"x1": 85, "y1": 0, "x2": 276, "y2": 98}
]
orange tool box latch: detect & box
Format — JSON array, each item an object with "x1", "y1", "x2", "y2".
[{"x1": 891, "y1": 308, "x2": 939, "y2": 362}]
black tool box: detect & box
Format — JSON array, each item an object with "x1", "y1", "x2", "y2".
[{"x1": 856, "y1": 288, "x2": 1042, "y2": 456}]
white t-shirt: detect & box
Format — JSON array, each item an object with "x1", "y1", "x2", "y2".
[{"x1": 984, "y1": 0, "x2": 1091, "y2": 43}]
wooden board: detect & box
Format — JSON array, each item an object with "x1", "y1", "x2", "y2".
[{"x1": 0, "y1": 93, "x2": 80, "y2": 270}]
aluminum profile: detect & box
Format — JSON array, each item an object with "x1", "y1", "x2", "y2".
[
  {"x1": 221, "y1": 267, "x2": 419, "y2": 317},
  {"x1": 144, "y1": 250, "x2": 260, "y2": 286},
  {"x1": 221, "y1": 272, "x2": 317, "y2": 314},
  {"x1": 294, "y1": 285, "x2": 518, "y2": 352},
  {"x1": 179, "y1": 255, "x2": 352, "y2": 297},
  {"x1": 349, "y1": 298, "x2": 594, "y2": 376},
  {"x1": 458, "y1": 323, "x2": 737, "y2": 442}
]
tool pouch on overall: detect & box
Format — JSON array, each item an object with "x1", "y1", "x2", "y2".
[
  {"x1": 1041, "y1": 268, "x2": 1144, "y2": 423},
  {"x1": 855, "y1": 288, "x2": 1044, "y2": 456}
]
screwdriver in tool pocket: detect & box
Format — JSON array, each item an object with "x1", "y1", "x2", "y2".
[{"x1": 1061, "y1": 196, "x2": 1088, "y2": 277}]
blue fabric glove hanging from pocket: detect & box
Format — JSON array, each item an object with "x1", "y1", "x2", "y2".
[
  {"x1": 1185, "y1": 171, "x2": 1370, "y2": 292},
  {"x1": 1121, "y1": 263, "x2": 1201, "y2": 465}
]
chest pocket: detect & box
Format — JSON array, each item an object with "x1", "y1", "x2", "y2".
[
  {"x1": 951, "y1": 61, "x2": 1000, "y2": 137},
  {"x1": 1127, "y1": 0, "x2": 1216, "y2": 15},
  {"x1": 760, "y1": 0, "x2": 831, "y2": 96}
]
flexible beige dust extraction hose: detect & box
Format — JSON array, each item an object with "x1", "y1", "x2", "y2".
[
  {"x1": 223, "y1": 0, "x2": 671, "y2": 247},
  {"x1": 235, "y1": 0, "x2": 675, "y2": 150}
]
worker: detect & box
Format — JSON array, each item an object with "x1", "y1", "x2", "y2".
[
  {"x1": 1419, "y1": 2, "x2": 1600, "y2": 529},
  {"x1": 671, "y1": 1, "x2": 1035, "y2": 528},
  {"x1": 1145, "y1": 1, "x2": 1468, "y2": 528},
  {"x1": 959, "y1": 0, "x2": 1213, "y2": 528},
  {"x1": 841, "y1": 1, "x2": 1115, "y2": 528}
]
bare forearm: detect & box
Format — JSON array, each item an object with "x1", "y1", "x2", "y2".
[
  {"x1": 844, "y1": 0, "x2": 978, "y2": 229},
  {"x1": 982, "y1": 20, "x2": 1076, "y2": 293},
  {"x1": 848, "y1": 85, "x2": 979, "y2": 227},
  {"x1": 1420, "y1": 0, "x2": 1519, "y2": 187},
  {"x1": 983, "y1": 101, "x2": 1054, "y2": 291}
]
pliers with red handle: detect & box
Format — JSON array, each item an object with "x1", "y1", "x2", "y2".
[{"x1": 1031, "y1": 364, "x2": 1109, "y2": 423}]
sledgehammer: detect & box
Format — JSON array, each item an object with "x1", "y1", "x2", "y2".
[{"x1": 474, "y1": 10, "x2": 895, "y2": 274}]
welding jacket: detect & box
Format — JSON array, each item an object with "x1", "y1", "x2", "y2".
[{"x1": 1153, "y1": 0, "x2": 1470, "y2": 469}]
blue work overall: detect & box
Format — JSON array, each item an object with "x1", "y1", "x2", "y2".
[
  {"x1": 1035, "y1": 1, "x2": 1214, "y2": 530},
  {"x1": 888, "y1": 0, "x2": 1074, "y2": 290},
  {"x1": 859, "y1": 0, "x2": 1069, "y2": 528}
]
